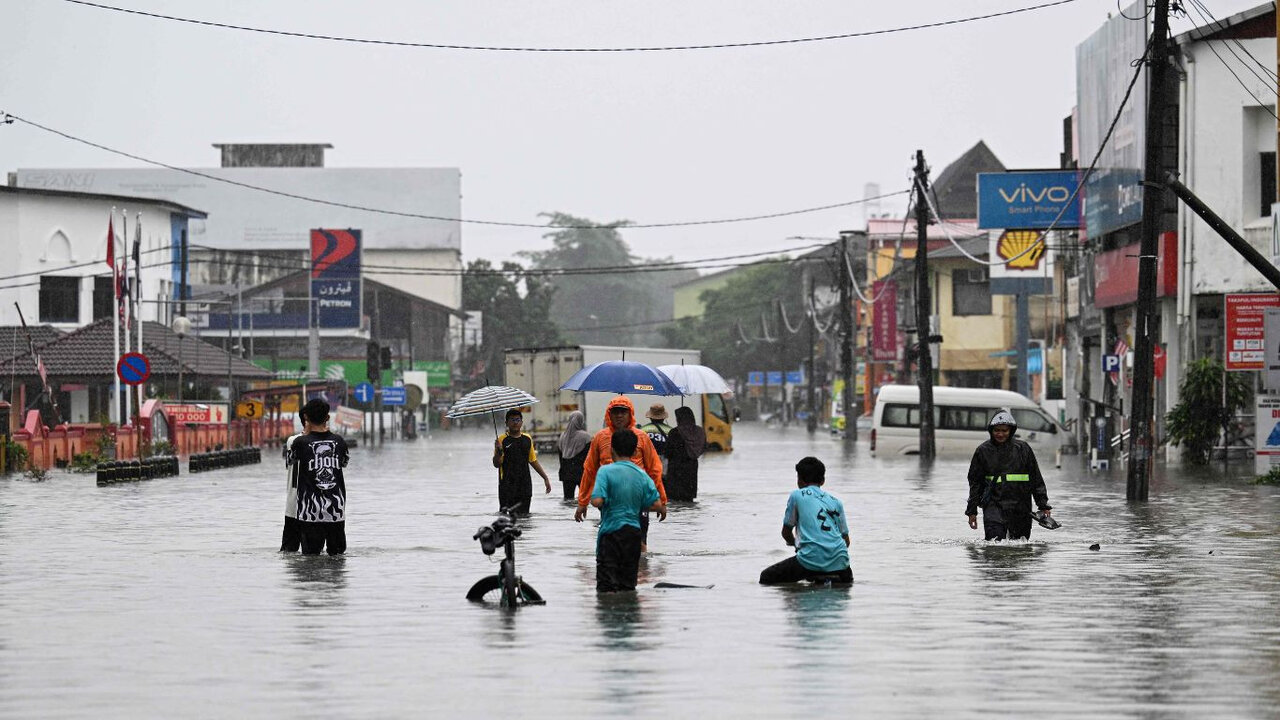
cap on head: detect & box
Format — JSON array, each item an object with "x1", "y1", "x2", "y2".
[{"x1": 647, "y1": 403, "x2": 668, "y2": 421}]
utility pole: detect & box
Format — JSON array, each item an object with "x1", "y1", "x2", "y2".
[
  {"x1": 913, "y1": 150, "x2": 936, "y2": 462},
  {"x1": 806, "y1": 268, "x2": 817, "y2": 433},
  {"x1": 1128, "y1": 0, "x2": 1170, "y2": 501},
  {"x1": 838, "y1": 232, "x2": 855, "y2": 443}
]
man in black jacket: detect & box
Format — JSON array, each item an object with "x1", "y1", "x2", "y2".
[{"x1": 965, "y1": 410, "x2": 1051, "y2": 541}]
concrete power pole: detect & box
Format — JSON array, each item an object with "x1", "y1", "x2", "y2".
[
  {"x1": 839, "y1": 233, "x2": 855, "y2": 443},
  {"x1": 1128, "y1": 0, "x2": 1171, "y2": 501},
  {"x1": 914, "y1": 150, "x2": 936, "y2": 462}
]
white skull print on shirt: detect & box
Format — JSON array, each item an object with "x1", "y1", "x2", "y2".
[{"x1": 292, "y1": 432, "x2": 350, "y2": 522}]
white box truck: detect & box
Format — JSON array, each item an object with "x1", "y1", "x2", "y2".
[{"x1": 502, "y1": 345, "x2": 733, "y2": 453}]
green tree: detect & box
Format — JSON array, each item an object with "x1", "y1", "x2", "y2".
[
  {"x1": 461, "y1": 259, "x2": 562, "y2": 385},
  {"x1": 520, "y1": 213, "x2": 696, "y2": 346},
  {"x1": 1165, "y1": 356, "x2": 1252, "y2": 465},
  {"x1": 659, "y1": 260, "x2": 810, "y2": 382}
]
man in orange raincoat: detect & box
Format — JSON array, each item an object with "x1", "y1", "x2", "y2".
[{"x1": 574, "y1": 396, "x2": 667, "y2": 549}]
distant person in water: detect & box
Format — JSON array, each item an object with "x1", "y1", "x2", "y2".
[
  {"x1": 557, "y1": 410, "x2": 592, "y2": 501},
  {"x1": 279, "y1": 406, "x2": 308, "y2": 552},
  {"x1": 965, "y1": 410, "x2": 1051, "y2": 541},
  {"x1": 290, "y1": 399, "x2": 350, "y2": 555},
  {"x1": 759, "y1": 457, "x2": 851, "y2": 584},
  {"x1": 574, "y1": 396, "x2": 665, "y2": 552},
  {"x1": 664, "y1": 406, "x2": 706, "y2": 501},
  {"x1": 493, "y1": 409, "x2": 551, "y2": 516}
]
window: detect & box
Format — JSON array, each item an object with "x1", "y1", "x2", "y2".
[
  {"x1": 1262, "y1": 152, "x2": 1276, "y2": 218},
  {"x1": 1011, "y1": 408, "x2": 1057, "y2": 434},
  {"x1": 92, "y1": 276, "x2": 115, "y2": 320},
  {"x1": 705, "y1": 392, "x2": 728, "y2": 422},
  {"x1": 952, "y1": 268, "x2": 991, "y2": 316},
  {"x1": 39, "y1": 276, "x2": 80, "y2": 323}
]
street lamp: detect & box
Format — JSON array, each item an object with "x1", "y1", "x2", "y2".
[{"x1": 172, "y1": 316, "x2": 192, "y2": 402}]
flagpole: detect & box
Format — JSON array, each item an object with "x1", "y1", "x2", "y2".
[
  {"x1": 110, "y1": 208, "x2": 121, "y2": 426},
  {"x1": 121, "y1": 208, "x2": 131, "y2": 426}
]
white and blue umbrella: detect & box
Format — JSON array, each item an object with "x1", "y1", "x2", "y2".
[{"x1": 559, "y1": 361, "x2": 683, "y2": 396}]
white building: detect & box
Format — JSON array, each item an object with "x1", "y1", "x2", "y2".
[{"x1": 0, "y1": 185, "x2": 206, "y2": 329}]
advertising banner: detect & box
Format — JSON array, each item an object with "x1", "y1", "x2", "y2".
[
  {"x1": 311, "y1": 229, "x2": 362, "y2": 329},
  {"x1": 1076, "y1": 2, "x2": 1147, "y2": 239},
  {"x1": 1255, "y1": 395, "x2": 1280, "y2": 474},
  {"x1": 872, "y1": 280, "x2": 898, "y2": 362},
  {"x1": 163, "y1": 403, "x2": 229, "y2": 424},
  {"x1": 1225, "y1": 293, "x2": 1280, "y2": 371},
  {"x1": 977, "y1": 171, "x2": 1082, "y2": 229}
]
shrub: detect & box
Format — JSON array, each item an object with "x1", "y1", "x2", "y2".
[
  {"x1": 1255, "y1": 467, "x2": 1280, "y2": 485},
  {"x1": 4, "y1": 439, "x2": 29, "y2": 474},
  {"x1": 1166, "y1": 356, "x2": 1251, "y2": 465}
]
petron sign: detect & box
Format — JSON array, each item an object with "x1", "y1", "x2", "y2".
[
  {"x1": 977, "y1": 171, "x2": 1082, "y2": 230},
  {"x1": 310, "y1": 228, "x2": 362, "y2": 329}
]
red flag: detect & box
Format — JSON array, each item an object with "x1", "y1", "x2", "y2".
[{"x1": 105, "y1": 215, "x2": 115, "y2": 270}]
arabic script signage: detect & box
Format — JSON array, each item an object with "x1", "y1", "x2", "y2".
[{"x1": 310, "y1": 228, "x2": 362, "y2": 329}]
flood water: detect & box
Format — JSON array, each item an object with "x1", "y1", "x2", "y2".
[{"x1": 2, "y1": 421, "x2": 1279, "y2": 718}]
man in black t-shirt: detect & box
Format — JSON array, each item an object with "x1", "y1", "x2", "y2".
[
  {"x1": 290, "y1": 399, "x2": 351, "y2": 555},
  {"x1": 492, "y1": 409, "x2": 551, "y2": 515}
]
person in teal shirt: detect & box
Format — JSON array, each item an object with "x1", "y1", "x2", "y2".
[
  {"x1": 759, "y1": 456, "x2": 852, "y2": 584},
  {"x1": 590, "y1": 430, "x2": 666, "y2": 592}
]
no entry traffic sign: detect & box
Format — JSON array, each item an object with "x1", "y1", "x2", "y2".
[{"x1": 117, "y1": 352, "x2": 151, "y2": 386}]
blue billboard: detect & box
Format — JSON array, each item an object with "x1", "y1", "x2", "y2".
[
  {"x1": 310, "y1": 228, "x2": 362, "y2": 329},
  {"x1": 977, "y1": 171, "x2": 1082, "y2": 230}
]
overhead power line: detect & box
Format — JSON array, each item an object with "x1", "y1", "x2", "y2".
[
  {"x1": 1, "y1": 111, "x2": 909, "y2": 230},
  {"x1": 60, "y1": 0, "x2": 1081, "y2": 53}
]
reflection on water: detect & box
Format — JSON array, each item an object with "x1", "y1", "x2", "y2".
[{"x1": 1, "y1": 423, "x2": 1279, "y2": 717}]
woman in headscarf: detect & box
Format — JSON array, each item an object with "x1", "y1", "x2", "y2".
[
  {"x1": 664, "y1": 406, "x2": 706, "y2": 501},
  {"x1": 557, "y1": 410, "x2": 592, "y2": 500}
]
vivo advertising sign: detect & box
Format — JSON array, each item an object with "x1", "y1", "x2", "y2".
[{"x1": 977, "y1": 171, "x2": 1082, "y2": 230}]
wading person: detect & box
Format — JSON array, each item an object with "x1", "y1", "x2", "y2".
[
  {"x1": 574, "y1": 397, "x2": 665, "y2": 552},
  {"x1": 291, "y1": 399, "x2": 351, "y2": 555},
  {"x1": 279, "y1": 407, "x2": 308, "y2": 553},
  {"x1": 759, "y1": 456, "x2": 852, "y2": 584},
  {"x1": 664, "y1": 406, "x2": 706, "y2": 501},
  {"x1": 557, "y1": 410, "x2": 591, "y2": 501},
  {"x1": 493, "y1": 409, "x2": 551, "y2": 516},
  {"x1": 636, "y1": 403, "x2": 672, "y2": 477},
  {"x1": 965, "y1": 410, "x2": 1051, "y2": 541},
  {"x1": 591, "y1": 430, "x2": 666, "y2": 592}
]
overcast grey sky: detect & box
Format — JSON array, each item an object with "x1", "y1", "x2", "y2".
[{"x1": 0, "y1": 0, "x2": 1268, "y2": 266}]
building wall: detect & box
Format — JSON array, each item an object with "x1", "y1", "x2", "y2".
[
  {"x1": 365, "y1": 248, "x2": 462, "y2": 311},
  {"x1": 1181, "y1": 36, "x2": 1277, "y2": 295},
  {"x1": 672, "y1": 272, "x2": 735, "y2": 319},
  {"x1": 0, "y1": 191, "x2": 193, "y2": 328}
]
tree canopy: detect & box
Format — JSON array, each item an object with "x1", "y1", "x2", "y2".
[{"x1": 460, "y1": 259, "x2": 561, "y2": 385}]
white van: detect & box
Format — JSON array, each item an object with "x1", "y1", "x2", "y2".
[{"x1": 870, "y1": 385, "x2": 1062, "y2": 457}]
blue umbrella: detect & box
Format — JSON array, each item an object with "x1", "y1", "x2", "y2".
[{"x1": 559, "y1": 361, "x2": 683, "y2": 396}]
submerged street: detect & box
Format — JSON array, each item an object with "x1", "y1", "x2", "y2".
[{"x1": 1, "y1": 422, "x2": 1278, "y2": 717}]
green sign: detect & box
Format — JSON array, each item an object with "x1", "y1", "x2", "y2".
[{"x1": 414, "y1": 360, "x2": 451, "y2": 387}]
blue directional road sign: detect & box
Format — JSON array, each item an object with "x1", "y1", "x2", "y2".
[
  {"x1": 380, "y1": 386, "x2": 407, "y2": 406},
  {"x1": 353, "y1": 382, "x2": 375, "y2": 404}
]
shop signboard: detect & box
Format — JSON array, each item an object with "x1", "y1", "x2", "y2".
[{"x1": 1225, "y1": 293, "x2": 1280, "y2": 371}]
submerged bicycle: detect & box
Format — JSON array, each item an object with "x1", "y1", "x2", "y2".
[{"x1": 465, "y1": 505, "x2": 545, "y2": 608}]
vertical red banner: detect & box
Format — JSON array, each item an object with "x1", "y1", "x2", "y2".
[{"x1": 872, "y1": 280, "x2": 898, "y2": 362}]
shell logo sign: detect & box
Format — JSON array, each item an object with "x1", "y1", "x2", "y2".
[{"x1": 996, "y1": 230, "x2": 1045, "y2": 270}]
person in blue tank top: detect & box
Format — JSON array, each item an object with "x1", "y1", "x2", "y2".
[
  {"x1": 759, "y1": 456, "x2": 852, "y2": 584},
  {"x1": 590, "y1": 430, "x2": 666, "y2": 592}
]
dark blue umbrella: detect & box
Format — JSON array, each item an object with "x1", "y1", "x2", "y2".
[{"x1": 559, "y1": 361, "x2": 683, "y2": 396}]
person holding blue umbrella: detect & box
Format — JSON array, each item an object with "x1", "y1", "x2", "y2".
[{"x1": 573, "y1": 396, "x2": 666, "y2": 551}]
